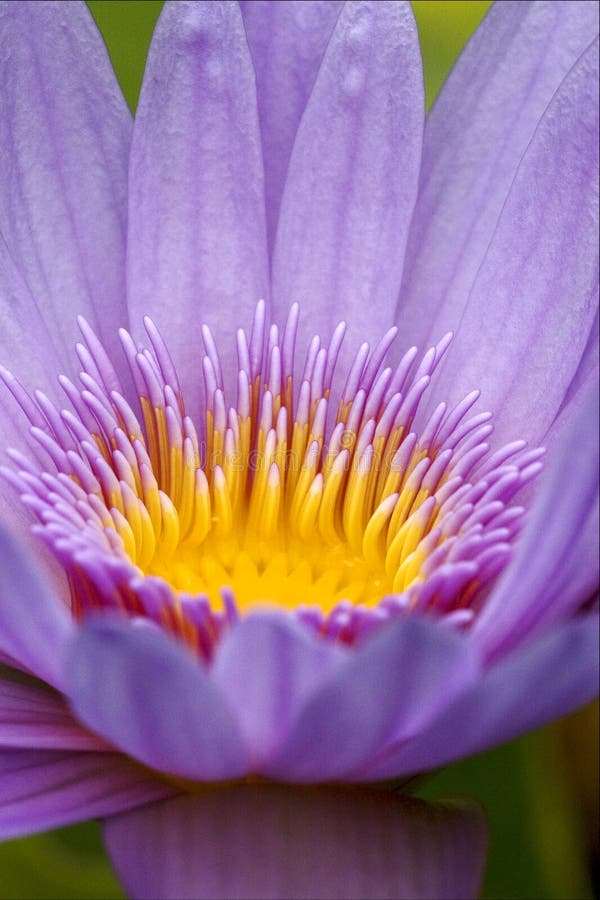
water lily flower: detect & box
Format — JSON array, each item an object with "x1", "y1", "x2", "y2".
[{"x1": 0, "y1": 0, "x2": 598, "y2": 896}]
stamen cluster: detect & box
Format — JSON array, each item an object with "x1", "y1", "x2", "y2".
[{"x1": 1, "y1": 304, "x2": 543, "y2": 656}]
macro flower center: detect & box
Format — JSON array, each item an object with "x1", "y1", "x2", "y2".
[{"x1": 1, "y1": 303, "x2": 543, "y2": 652}]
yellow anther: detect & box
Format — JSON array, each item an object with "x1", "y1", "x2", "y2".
[
  {"x1": 289, "y1": 441, "x2": 320, "y2": 525},
  {"x1": 213, "y1": 466, "x2": 233, "y2": 535},
  {"x1": 158, "y1": 490, "x2": 180, "y2": 559},
  {"x1": 258, "y1": 463, "x2": 282, "y2": 540},
  {"x1": 318, "y1": 450, "x2": 349, "y2": 544},
  {"x1": 287, "y1": 420, "x2": 309, "y2": 501},
  {"x1": 177, "y1": 442, "x2": 196, "y2": 536},
  {"x1": 343, "y1": 447, "x2": 374, "y2": 553},
  {"x1": 183, "y1": 468, "x2": 211, "y2": 546},
  {"x1": 392, "y1": 547, "x2": 426, "y2": 593},
  {"x1": 386, "y1": 497, "x2": 435, "y2": 577},
  {"x1": 362, "y1": 492, "x2": 399, "y2": 568},
  {"x1": 137, "y1": 501, "x2": 156, "y2": 569},
  {"x1": 110, "y1": 507, "x2": 137, "y2": 562},
  {"x1": 297, "y1": 474, "x2": 323, "y2": 540}
]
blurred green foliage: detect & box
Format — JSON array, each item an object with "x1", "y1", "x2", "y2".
[
  {"x1": 1, "y1": 3, "x2": 595, "y2": 899},
  {"x1": 412, "y1": 0, "x2": 491, "y2": 108},
  {"x1": 88, "y1": 0, "x2": 163, "y2": 110}
]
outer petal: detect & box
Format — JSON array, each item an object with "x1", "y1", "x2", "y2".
[
  {"x1": 473, "y1": 381, "x2": 599, "y2": 660},
  {"x1": 127, "y1": 0, "x2": 269, "y2": 416},
  {"x1": 0, "y1": 1, "x2": 131, "y2": 363},
  {"x1": 362, "y1": 614, "x2": 599, "y2": 781},
  {"x1": 552, "y1": 302, "x2": 598, "y2": 435},
  {"x1": 0, "y1": 242, "x2": 81, "y2": 581},
  {"x1": 212, "y1": 611, "x2": 346, "y2": 766},
  {"x1": 398, "y1": 0, "x2": 599, "y2": 349},
  {"x1": 0, "y1": 529, "x2": 73, "y2": 692},
  {"x1": 66, "y1": 619, "x2": 248, "y2": 781},
  {"x1": 0, "y1": 239, "x2": 66, "y2": 551},
  {"x1": 240, "y1": 0, "x2": 343, "y2": 254},
  {"x1": 265, "y1": 616, "x2": 478, "y2": 782},
  {"x1": 272, "y1": 0, "x2": 423, "y2": 357},
  {"x1": 0, "y1": 237, "x2": 62, "y2": 390},
  {"x1": 104, "y1": 787, "x2": 487, "y2": 900},
  {"x1": 432, "y1": 38, "x2": 599, "y2": 446},
  {"x1": 0, "y1": 671, "x2": 106, "y2": 751},
  {"x1": 0, "y1": 749, "x2": 174, "y2": 840}
]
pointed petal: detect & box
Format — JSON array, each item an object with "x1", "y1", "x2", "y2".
[
  {"x1": 433, "y1": 38, "x2": 599, "y2": 446},
  {"x1": 473, "y1": 381, "x2": 599, "y2": 660},
  {"x1": 0, "y1": 528, "x2": 73, "y2": 692},
  {"x1": 127, "y1": 0, "x2": 269, "y2": 416},
  {"x1": 0, "y1": 671, "x2": 105, "y2": 751},
  {"x1": 66, "y1": 619, "x2": 248, "y2": 781},
  {"x1": 266, "y1": 616, "x2": 478, "y2": 782},
  {"x1": 0, "y1": 0, "x2": 131, "y2": 360},
  {"x1": 398, "y1": 1, "x2": 599, "y2": 349},
  {"x1": 362, "y1": 614, "x2": 599, "y2": 781},
  {"x1": 272, "y1": 0, "x2": 423, "y2": 356},
  {"x1": 240, "y1": 0, "x2": 343, "y2": 253},
  {"x1": 105, "y1": 786, "x2": 487, "y2": 900},
  {"x1": 212, "y1": 612, "x2": 346, "y2": 766},
  {"x1": 0, "y1": 748, "x2": 173, "y2": 840}
]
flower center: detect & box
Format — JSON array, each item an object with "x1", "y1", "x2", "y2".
[{"x1": 1, "y1": 303, "x2": 543, "y2": 653}]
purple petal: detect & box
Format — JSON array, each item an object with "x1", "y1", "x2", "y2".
[
  {"x1": 0, "y1": 1, "x2": 131, "y2": 363},
  {"x1": 0, "y1": 270, "x2": 70, "y2": 569},
  {"x1": 362, "y1": 614, "x2": 599, "y2": 781},
  {"x1": 66, "y1": 618, "x2": 248, "y2": 781},
  {"x1": 0, "y1": 651, "x2": 24, "y2": 669},
  {"x1": 0, "y1": 528, "x2": 73, "y2": 692},
  {"x1": 0, "y1": 671, "x2": 105, "y2": 751},
  {"x1": 473, "y1": 381, "x2": 599, "y2": 660},
  {"x1": 429, "y1": 38, "x2": 599, "y2": 446},
  {"x1": 0, "y1": 237, "x2": 63, "y2": 389},
  {"x1": 0, "y1": 478, "x2": 68, "y2": 617},
  {"x1": 550, "y1": 303, "x2": 598, "y2": 442},
  {"x1": 0, "y1": 239, "x2": 70, "y2": 557},
  {"x1": 104, "y1": 785, "x2": 487, "y2": 900},
  {"x1": 212, "y1": 611, "x2": 346, "y2": 766},
  {"x1": 126, "y1": 0, "x2": 269, "y2": 416},
  {"x1": 0, "y1": 748, "x2": 174, "y2": 840},
  {"x1": 0, "y1": 244, "x2": 77, "y2": 599},
  {"x1": 398, "y1": 1, "x2": 599, "y2": 350},
  {"x1": 240, "y1": 0, "x2": 343, "y2": 254},
  {"x1": 272, "y1": 0, "x2": 423, "y2": 358},
  {"x1": 265, "y1": 616, "x2": 478, "y2": 782}
]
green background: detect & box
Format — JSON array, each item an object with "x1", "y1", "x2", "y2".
[{"x1": 1, "y1": 3, "x2": 597, "y2": 898}]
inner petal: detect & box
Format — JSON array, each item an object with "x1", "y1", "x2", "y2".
[{"x1": 0, "y1": 304, "x2": 543, "y2": 655}]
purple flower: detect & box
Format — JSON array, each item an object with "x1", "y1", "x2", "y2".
[{"x1": 0, "y1": 0, "x2": 598, "y2": 895}]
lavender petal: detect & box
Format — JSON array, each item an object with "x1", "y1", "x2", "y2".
[
  {"x1": 473, "y1": 380, "x2": 599, "y2": 660},
  {"x1": 0, "y1": 1, "x2": 131, "y2": 368},
  {"x1": 0, "y1": 672, "x2": 105, "y2": 751},
  {"x1": 265, "y1": 615, "x2": 478, "y2": 782},
  {"x1": 398, "y1": 1, "x2": 599, "y2": 351},
  {"x1": 0, "y1": 748, "x2": 174, "y2": 840},
  {"x1": 66, "y1": 618, "x2": 249, "y2": 781},
  {"x1": 272, "y1": 0, "x2": 424, "y2": 365},
  {"x1": 0, "y1": 528, "x2": 73, "y2": 692},
  {"x1": 104, "y1": 785, "x2": 487, "y2": 900},
  {"x1": 430, "y1": 38, "x2": 599, "y2": 447},
  {"x1": 240, "y1": 0, "x2": 343, "y2": 254},
  {"x1": 126, "y1": 0, "x2": 269, "y2": 417},
  {"x1": 361, "y1": 613, "x2": 599, "y2": 781},
  {"x1": 212, "y1": 611, "x2": 346, "y2": 766}
]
